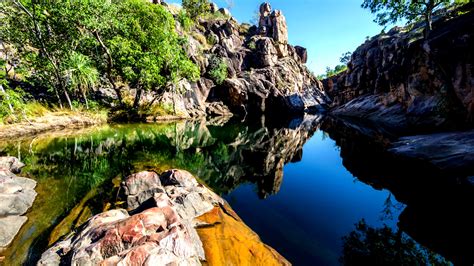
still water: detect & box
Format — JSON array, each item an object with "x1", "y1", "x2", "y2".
[{"x1": 0, "y1": 115, "x2": 471, "y2": 265}]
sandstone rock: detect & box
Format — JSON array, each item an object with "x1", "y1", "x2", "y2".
[
  {"x1": 389, "y1": 130, "x2": 474, "y2": 172},
  {"x1": 325, "y1": 8, "x2": 474, "y2": 131},
  {"x1": 0, "y1": 157, "x2": 37, "y2": 251},
  {"x1": 39, "y1": 170, "x2": 289, "y2": 265},
  {"x1": 271, "y1": 10, "x2": 288, "y2": 57},
  {"x1": 0, "y1": 216, "x2": 27, "y2": 250},
  {"x1": 209, "y1": 2, "x2": 218, "y2": 13},
  {"x1": 218, "y1": 7, "x2": 230, "y2": 17},
  {"x1": 294, "y1": 46, "x2": 307, "y2": 63}
]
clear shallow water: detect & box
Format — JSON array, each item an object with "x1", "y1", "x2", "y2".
[{"x1": 0, "y1": 116, "x2": 471, "y2": 265}]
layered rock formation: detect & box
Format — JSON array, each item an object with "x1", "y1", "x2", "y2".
[
  {"x1": 38, "y1": 170, "x2": 290, "y2": 265},
  {"x1": 0, "y1": 157, "x2": 37, "y2": 251},
  {"x1": 325, "y1": 5, "x2": 474, "y2": 133},
  {"x1": 167, "y1": 2, "x2": 328, "y2": 119}
]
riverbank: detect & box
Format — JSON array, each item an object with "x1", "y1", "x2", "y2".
[{"x1": 0, "y1": 111, "x2": 107, "y2": 140}]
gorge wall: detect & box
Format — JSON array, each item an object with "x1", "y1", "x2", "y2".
[
  {"x1": 324, "y1": 4, "x2": 474, "y2": 134},
  {"x1": 157, "y1": 2, "x2": 329, "y2": 119}
]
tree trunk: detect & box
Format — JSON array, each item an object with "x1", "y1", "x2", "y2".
[
  {"x1": 82, "y1": 90, "x2": 89, "y2": 110},
  {"x1": 63, "y1": 87, "x2": 73, "y2": 110},
  {"x1": 133, "y1": 88, "x2": 143, "y2": 109},
  {"x1": 93, "y1": 31, "x2": 123, "y2": 105},
  {"x1": 0, "y1": 84, "x2": 16, "y2": 120}
]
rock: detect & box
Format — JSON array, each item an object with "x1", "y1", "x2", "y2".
[
  {"x1": 0, "y1": 216, "x2": 27, "y2": 249},
  {"x1": 389, "y1": 130, "x2": 474, "y2": 172},
  {"x1": 178, "y1": 3, "x2": 328, "y2": 118},
  {"x1": 271, "y1": 10, "x2": 288, "y2": 57},
  {"x1": 0, "y1": 157, "x2": 37, "y2": 251},
  {"x1": 218, "y1": 7, "x2": 230, "y2": 17},
  {"x1": 206, "y1": 101, "x2": 233, "y2": 117},
  {"x1": 294, "y1": 46, "x2": 307, "y2": 63},
  {"x1": 325, "y1": 7, "x2": 474, "y2": 131},
  {"x1": 209, "y1": 2, "x2": 218, "y2": 13},
  {"x1": 39, "y1": 170, "x2": 290, "y2": 265}
]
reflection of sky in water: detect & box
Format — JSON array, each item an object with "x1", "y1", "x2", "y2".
[{"x1": 225, "y1": 130, "x2": 404, "y2": 265}]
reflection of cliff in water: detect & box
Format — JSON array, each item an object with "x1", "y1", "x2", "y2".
[{"x1": 321, "y1": 116, "x2": 474, "y2": 265}]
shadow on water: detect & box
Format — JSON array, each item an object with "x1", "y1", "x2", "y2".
[
  {"x1": 321, "y1": 116, "x2": 474, "y2": 265},
  {"x1": 0, "y1": 114, "x2": 472, "y2": 265}
]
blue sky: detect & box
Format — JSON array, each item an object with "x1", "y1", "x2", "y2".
[{"x1": 168, "y1": 0, "x2": 399, "y2": 75}]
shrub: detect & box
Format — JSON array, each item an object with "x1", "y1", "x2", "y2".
[{"x1": 207, "y1": 55, "x2": 228, "y2": 85}]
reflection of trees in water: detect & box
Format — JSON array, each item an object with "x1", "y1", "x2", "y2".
[{"x1": 340, "y1": 220, "x2": 450, "y2": 266}]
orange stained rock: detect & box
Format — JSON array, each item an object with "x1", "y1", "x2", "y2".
[{"x1": 196, "y1": 204, "x2": 291, "y2": 266}]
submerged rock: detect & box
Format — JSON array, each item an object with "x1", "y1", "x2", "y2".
[
  {"x1": 390, "y1": 130, "x2": 474, "y2": 173},
  {"x1": 39, "y1": 170, "x2": 290, "y2": 265},
  {"x1": 0, "y1": 157, "x2": 37, "y2": 250}
]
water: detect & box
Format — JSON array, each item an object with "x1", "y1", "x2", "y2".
[{"x1": 0, "y1": 115, "x2": 472, "y2": 265}]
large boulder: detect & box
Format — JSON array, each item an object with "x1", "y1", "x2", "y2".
[
  {"x1": 0, "y1": 157, "x2": 37, "y2": 251},
  {"x1": 39, "y1": 170, "x2": 290, "y2": 265}
]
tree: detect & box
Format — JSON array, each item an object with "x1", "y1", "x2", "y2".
[
  {"x1": 109, "y1": 0, "x2": 199, "y2": 109},
  {"x1": 64, "y1": 52, "x2": 99, "y2": 109},
  {"x1": 182, "y1": 0, "x2": 210, "y2": 21},
  {"x1": 340, "y1": 51, "x2": 352, "y2": 65},
  {"x1": 361, "y1": 0, "x2": 467, "y2": 38}
]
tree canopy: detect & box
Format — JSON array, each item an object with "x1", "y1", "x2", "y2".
[
  {"x1": 361, "y1": 0, "x2": 469, "y2": 36},
  {"x1": 0, "y1": 0, "x2": 199, "y2": 112}
]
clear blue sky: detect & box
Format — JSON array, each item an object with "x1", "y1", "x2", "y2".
[{"x1": 168, "y1": 0, "x2": 399, "y2": 75}]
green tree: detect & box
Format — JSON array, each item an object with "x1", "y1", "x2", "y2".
[
  {"x1": 182, "y1": 0, "x2": 210, "y2": 21},
  {"x1": 207, "y1": 55, "x2": 228, "y2": 85},
  {"x1": 64, "y1": 52, "x2": 99, "y2": 109},
  {"x1": 361, "y1": 0, "x2": 469, "y2": 38},
  {"x1": 109, "y1": 0, "x2": 199, "y2": 109}
]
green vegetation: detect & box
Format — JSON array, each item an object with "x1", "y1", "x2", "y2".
[
  {"x1": 182, "y1": 0, "x2": 210, "y2": 21},
  {"x1": 317, "y1": 51, "x2": 351, "y2": 80},
  {"x1": 207, "y1": 55, "x2": 228, "y2": 85},
  {"x1": 0, "y1": 0, "x2": 200, "y2": 123},
  {"x1": 362, "y1": 0, "x2": 469, "y2": 37}
]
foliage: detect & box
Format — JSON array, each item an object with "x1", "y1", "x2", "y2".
[
  {"x1": 361, "y1": 0, "x2": 469, "y2": 36},
  {"x1": 177, "y1": 10, "x2": 194, "y2": 32},
  {"x1": 340, "y1": 220, "x2": 450, "y2": 265},
  {"x1": 182, "y1": 0, "x2": 210, "y2": 21},
  {"x1": 207, "y1": 55, "x2": 228, "y2": 85},
  {"x1": 317, "y1": 65, "x2": 348, "y2": 80},
  {"x1": 0, "y1": 0, "x2": 200, "y2": 113},
  {"x1": 340, "y1": 51, "x2": 352, "y2": 65}
]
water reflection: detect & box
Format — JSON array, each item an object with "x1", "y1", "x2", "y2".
[
  {"x1": 0, "y1": 115, "x2": 472, "y2": 265},
  {"x1": 321, "y1": 116, "x2": 474, "y2": 265}
]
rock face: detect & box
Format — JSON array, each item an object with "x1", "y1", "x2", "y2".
[
  {"x1": 0, "y1": 157, "x2": 37, "y2": 250},
  {"x1": 39, "y1": 170, "x2": 290, "y2": 265},
  {"x1": 325, "y1": 5, "x2": 474, "y2": 133},
  {"x1": 168, "y1": 2, "x2": 328, "y2": 118},
  {"x1": 389, "y1": 130, "x2": 474, "y2": 173}
]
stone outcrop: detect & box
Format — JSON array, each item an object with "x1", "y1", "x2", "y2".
[
  {"x1": 38, "y1": 170, "x2": 290, "y2": 265},
  {"x1": 325, "y1": 5, "x2": 474, "y2": 133},
  {"x1": 0, "y1": 157, "x2": 37, "y2": 251},
  {"x1": 167, "y1": 2, "x2": 328, "y2": 119}
]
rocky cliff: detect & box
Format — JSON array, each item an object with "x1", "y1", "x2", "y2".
[
  {"x1": 324, "y1": 4, "x2": 474, "y2": 134},
  {"x1": 159, "y1": 2, "x2": 329, "y2": 119}
]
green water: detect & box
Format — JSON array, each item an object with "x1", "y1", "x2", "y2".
[{"x1": 0, "y1": 117, "x2": 471, "y2": 265}]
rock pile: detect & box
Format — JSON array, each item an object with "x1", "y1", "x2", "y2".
[{"x1": 38, "y1": 170, "x2": 289, "y2": 265}]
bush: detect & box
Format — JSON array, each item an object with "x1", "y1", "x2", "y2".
[
  {"x1": 207, "y1": 55, "x2": 228, "y2": 85},
  {"x1": 182, "y1": 0, "x2": 210, "y2": 21},
  {"x1": 177, "y1": 10, "x2": 194, "y2": 32}
]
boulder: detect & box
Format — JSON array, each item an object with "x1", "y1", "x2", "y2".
[
  {"x1": 218, "y1": 7, "x2": 230, "y2": 17},
  {"x1": 0, "y1": 157, "x2": 37, "y2": 250},
  {"x1": 209, "y1": 2, "x2": 218, "y2": 13},
  {"x1": 294, "y1": 46, "x2": 307, "y2": 63},
  {"x1": 39, "y1": 170, "x2": 290, "y2": 265},
  {"x1": 271, "y1": 10, "x2": 289, "y2": 57}
]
